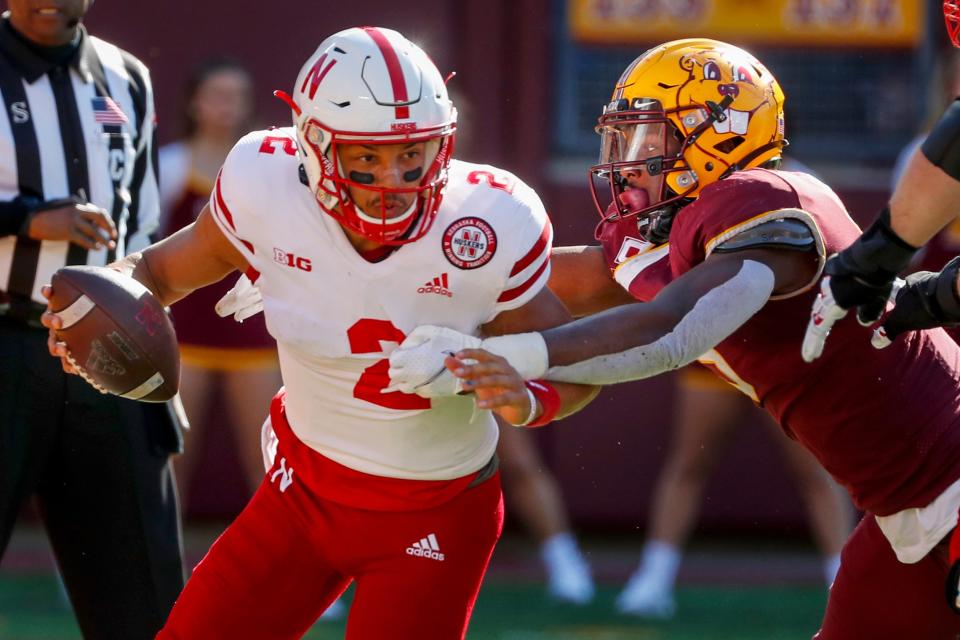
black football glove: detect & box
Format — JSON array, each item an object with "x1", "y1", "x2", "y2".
[
  {"x1": 871, "y1": 256, "x2": 960, "y2": 348},
  {"x1": 802, "y1": 208, "x2": 918, "y2": 362},
  {"x1": 826, "y1": 208, "x2": 919, "y2": 324}
]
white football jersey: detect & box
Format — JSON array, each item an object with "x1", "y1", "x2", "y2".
[{"x1": 208, "y1": 128, "x2": 552, "y2": 480}]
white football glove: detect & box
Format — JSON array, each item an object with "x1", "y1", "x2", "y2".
[
  {"x1": 801, "y1": 276, "x2": 905, "y2": 362},
  {"x1": 385, "y1": 325, "x2": 482, "y2": 397},
  {"x1": 800, "y1": 277, "x2": 848, "y2": 363},
  {"x1": 215, "y1": 274, "x2": 263, "y2": 323}
]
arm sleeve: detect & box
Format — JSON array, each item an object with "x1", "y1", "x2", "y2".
[
  {"x1": 125, "y1": 61, "x2": 160, "y2": 253},
  {"x1": 488, "y1": 183, "x2": 553, "y2": 318},
  {"x1": 545, "y1": 260, "x2": 775, "y2": 385}
]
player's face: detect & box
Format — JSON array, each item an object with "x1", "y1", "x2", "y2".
[
  {"x1": 338, "y1": 142, "x2": 426, "y2": 220},
  {"x1": 615, "y1": 125, "x2": 682, "y2": 212},
  {"x1": 191, "y1": 68, "x2": 253, "y2": 139},
  {"x1": 7, "y1": 0, "x2": 92, "y2": 46}
]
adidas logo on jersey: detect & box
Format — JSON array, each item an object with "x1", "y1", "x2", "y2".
[
  {"x1": 406, "y1": 533, "x2": 445, "y2": 561},
  {"x1": 417, "y1": 273, "x2": 453, "y2": 298}
]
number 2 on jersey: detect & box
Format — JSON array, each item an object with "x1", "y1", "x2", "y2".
[{"x1": 347, "y1": 318, "x2": 431, "y2": 410}]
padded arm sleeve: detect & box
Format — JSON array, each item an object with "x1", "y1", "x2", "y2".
[{"x1": 921, "y1": 99, "x2": 960, "y2": 182}]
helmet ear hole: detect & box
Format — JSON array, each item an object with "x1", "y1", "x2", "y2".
[{"x1": 713, "y1": 136, "x2": 745, "y2": 154}]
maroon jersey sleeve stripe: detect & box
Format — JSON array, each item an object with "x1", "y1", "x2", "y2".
[
  {"x1": 362, "y1": 27, "x2": 410, "y2": 120},
  {"x1": 498, "y1": 251, "x2": 550, "y2": 303},
  {"x1": 509, "y1": 221, "x2": 551, "y2": 277}
]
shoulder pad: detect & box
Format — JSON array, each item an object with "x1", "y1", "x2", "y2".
[{"x1": 713, "y1": 218, "x2": 815, "y2": 254}]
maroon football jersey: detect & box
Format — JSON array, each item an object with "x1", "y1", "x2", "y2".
[{"x1": 666, "y1": 168, "x2": 960, "y2": 516}]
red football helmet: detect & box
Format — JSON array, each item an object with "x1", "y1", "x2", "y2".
[{"x1": 277, "y1": 27, "x2": 456, "y2": 245}]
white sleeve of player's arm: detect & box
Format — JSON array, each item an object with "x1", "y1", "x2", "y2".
[
  {"x1": 208, "y1": 133, "x2": 263, "y2": 267},
  {"x1": 489, "y1": 184, "x2": 553, "y2": 317},
  {"x1": 544, "y1": 260, "x2": 775, "y2": 385}
]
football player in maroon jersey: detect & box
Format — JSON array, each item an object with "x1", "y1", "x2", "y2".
[{"x1": 389, "y1": 39, "x2": 960, "y2": 639}]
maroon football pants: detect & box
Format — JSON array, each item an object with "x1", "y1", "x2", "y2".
[
  {"x1": 815, "y1": 514, "x2": 960, "y2": 639},
  {"x1": 157, "y1": 454, "x2": 503, "y2": 639}
]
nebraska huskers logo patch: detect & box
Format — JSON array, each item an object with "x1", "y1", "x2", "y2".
[{"x1": 442, "y1": 217, "x2": 497, "y2": 269}]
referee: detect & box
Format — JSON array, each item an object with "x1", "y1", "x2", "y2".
[{"x1": 0, "y1": 1, "x2": 184, "y2": 638}]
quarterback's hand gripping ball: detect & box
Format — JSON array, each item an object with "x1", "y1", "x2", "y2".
[
  {"x1": 385, "y1": 325, "x2": 481, "y2": 398},
  {"x1": 43, "y1": 266, "x2": 180, "y2": 402},
  {"x1": 215, "y1": 273, "x2": 264, "y2": 322}
]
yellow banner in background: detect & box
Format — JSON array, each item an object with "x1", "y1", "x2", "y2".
[{"x1": 569, "y1": 0, "x2": 923, "y2": 47}]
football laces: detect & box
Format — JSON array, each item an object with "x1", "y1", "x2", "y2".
[{"x1": 64, "y1": 350, "x2": 109, "y2": 395}]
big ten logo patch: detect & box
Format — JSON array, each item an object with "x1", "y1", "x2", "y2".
[
  {"x1": 442, "y1": 217, "x2": 497, "y2": 270},
  {"x1": 273, "y1": 248, "x2": 313, "y2": 272}
]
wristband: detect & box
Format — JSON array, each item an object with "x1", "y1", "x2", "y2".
[
  {"x1": 480, "y1": 332, "x2": 549, "y2": 380},
  {"x1": 516, "y1": 386, "x2": 538, "y2": 427},
  {"x1": 523, "y1": 380, "x2": 561, "y2": 428},
  {"x1": 836, "y1": 208, "x2": 918, "y2": 283}
]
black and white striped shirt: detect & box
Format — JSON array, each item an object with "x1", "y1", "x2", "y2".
[{"x1": 0, "y1": 19, "x2": 158, "y2": 304}]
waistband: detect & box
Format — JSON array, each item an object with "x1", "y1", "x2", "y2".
[{"x1": 268, "y1": 390, "x2": 499, "y2": 512}]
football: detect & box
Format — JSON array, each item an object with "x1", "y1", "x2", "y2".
[{"x1": 48, "y1": 266, "x2": 179, "y2": 402}]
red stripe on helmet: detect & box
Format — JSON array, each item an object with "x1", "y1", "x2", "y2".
[{"x1": 362, "y1": 27, "x2": 411, "y2": 120}]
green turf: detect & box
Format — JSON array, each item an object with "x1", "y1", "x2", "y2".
[{"x1": 0, "y1": 575, "x2": 826, "y2": 639}]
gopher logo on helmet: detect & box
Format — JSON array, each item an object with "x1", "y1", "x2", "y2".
[{"x1": 674, "y1": 48, "x2": 776, "y2": 138}]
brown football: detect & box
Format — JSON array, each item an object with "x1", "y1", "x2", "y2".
[{"x1": 48, "y1": 266, "x2": 179, "y2": 402}]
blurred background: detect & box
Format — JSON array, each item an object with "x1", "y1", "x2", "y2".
[{"x1": 1, "y1": 0, "x2": 951, "y2": 638}]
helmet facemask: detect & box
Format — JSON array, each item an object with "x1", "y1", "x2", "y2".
[
  {"x1": 298, "y1": 116, "x2": 456, "y2": 245},
  {"x1": 589, "y1": 98, "x2": 699, "y2": 242}
]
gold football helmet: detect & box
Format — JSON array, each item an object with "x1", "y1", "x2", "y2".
[{"x1": 590, "y1": 38, "x2": 786, "y2": 243}]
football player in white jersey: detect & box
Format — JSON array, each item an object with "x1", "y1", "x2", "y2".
[{"x1": 42, "y1": 27, "x2": 597, "y2": 640}]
